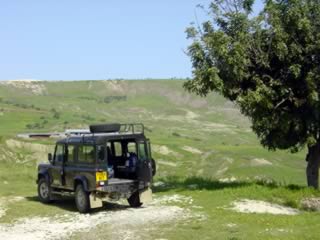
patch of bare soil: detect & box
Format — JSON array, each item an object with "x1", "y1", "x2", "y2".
[
  {"x1": 181, "y1": 146, "x2": 202, "y2": 155},
  {"x1": 301, "y1": 198, "x2": 320, "y2": 211},
  {"x1": 103, "y1": 80, "x2": 126, "y2": 93},
  {"x1": 152, "y1": 145, "x2": 181, "y2": 158},
  {"x1": 0, "y1": 197, "x2": 24, "y2": 219},
  {"x1": 230, "y1": 199, "x2": 299, "y2": 215},
  {"x1": 151, "y1": 113, "x2": 236, "y2": 134},
  {"x1": 250, "y1": 158, "x2": 272, "y2": 166},
  {"x1": 0, "y1": 204, "x2": 5, "y2": 219},
  {"x1": 153, "y1": 88, "x2": 208, "y2": 108},
  {"x1": 5, "y1": 139, "x2": 52, "y2": 165},
  {"x1": 2, "y1": 80, "x2": 47, "y2": 95},
  {"x1": 219, "y1": 177, "x2": 237, "y2": 183},
  {"x1": 157, "y1": 160, "x2": 177, "y2": 167}
]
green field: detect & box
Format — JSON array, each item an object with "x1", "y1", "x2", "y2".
[{"x1": 0, "y1": 79, "x2": 319, "y2": 240}]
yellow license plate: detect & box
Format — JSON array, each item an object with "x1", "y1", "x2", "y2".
[{"x1": 96, "y1": 171, "x2": 107, "y2": 181}]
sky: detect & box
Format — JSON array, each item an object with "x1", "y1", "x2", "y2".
[{"x1": 0, "y1": 0, "x2": 263, "y2": 81}]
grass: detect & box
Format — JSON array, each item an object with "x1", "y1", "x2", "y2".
[
  {"x1": 152, "y1": 177, "x2": 320, "y2": 240},
  {"x1": 0, "y1": 79, "x2": 319, "y2": 239}
]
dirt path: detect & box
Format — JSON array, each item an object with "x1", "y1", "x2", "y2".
[{"x1": 0, "y1": 195, "x2": 201, "y2": 240}]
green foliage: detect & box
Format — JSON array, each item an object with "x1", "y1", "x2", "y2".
[
  {"x1": 185, "y1": 0, "x2": 320, "y2": 151},
  {"x1": 53, "y1": 112, "x2": 60, "y2": 119},
  {"x1": 81, "y1": 114, "x2": 95, "y2": 121},
  {"x1": 26, "y1": 122, "x2": 44, "y2": 129},
  {"x1": 51, "y1": 108, "x2": 61, "y2": 119}
]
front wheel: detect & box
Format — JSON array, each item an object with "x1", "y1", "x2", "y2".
[
  {"x1": 38, "y1": 178, "x2": 52, "y2": 203},
  {"x1": 75, "y1": 184, "x2": 90, "y2": 213},
  {"x1": 127, "y1": 191, "x2": 143, "y2": 208}
]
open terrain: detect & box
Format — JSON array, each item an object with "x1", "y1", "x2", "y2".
[{"x1": 0, "y1": 79, "x2": 320, "y2": 239}]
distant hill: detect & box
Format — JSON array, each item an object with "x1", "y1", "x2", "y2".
[{"x1": 0, "y1": 79, "x2": 306, "y2": 184}]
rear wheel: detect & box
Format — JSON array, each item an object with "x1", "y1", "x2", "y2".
[
  {"x1": 75, "y1": 184, "x2": 90, "y2": 213},
  {"x1": 38, "y1": 178, "x2": 52, "y2": 203},
  {"x1": 127, "y1": 191, "x2": 143, "y2": 208}
]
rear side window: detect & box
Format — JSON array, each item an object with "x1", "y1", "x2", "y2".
[
  {"x1": 67, "y1": 145, "x2": 76, "y2": 163},
  {"x1": 78, "y1": 145, "x2": 95, "y2": 164}
]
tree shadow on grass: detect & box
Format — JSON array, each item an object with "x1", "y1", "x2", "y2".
[
  {"x1": 25, "y1": 196, "x2": 79, "y2": 212},
  {"x1": 25, "y1": 196, "x2": 129, "y2": 213},
  {"x1": 153, "y1": 176, "x2": 251, "y2": 193},
  {"x1": 153, "y1": 176, "x2": 307, "y2": 193}
]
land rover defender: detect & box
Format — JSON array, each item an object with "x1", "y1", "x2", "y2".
[{"x1": 37, "y1": 123, "x2": 156, "y2": 213}]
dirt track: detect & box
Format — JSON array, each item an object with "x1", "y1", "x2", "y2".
[{"x1": 0, "y1": 195, "x2": 202, "y2": 240}]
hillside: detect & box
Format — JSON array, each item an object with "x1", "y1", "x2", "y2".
[
  {"x1": 0, "y1": 79, "x2": 319, "y2": 240},
  {"x1": 0, "y1": 79, "x2": 306, "y2": 183}
]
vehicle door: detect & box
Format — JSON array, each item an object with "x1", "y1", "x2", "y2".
[
  {"x1": 50, "y1": 143, "x2": 66, "y2": 187},
  {"x1": 77, "y1": 144, "x2": 97, "y2": 190},
  {"x1": 137, "y1": 141, "x2": 152, "y2": 182},
  {"x1": 64, "y1": 144, "x2": 77, "y2": 190}
]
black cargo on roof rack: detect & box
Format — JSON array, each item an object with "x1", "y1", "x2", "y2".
[{"x1": 90, "y1": 123, "x2": 121, "y2": 133}]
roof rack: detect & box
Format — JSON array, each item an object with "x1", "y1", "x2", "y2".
[
  {"x1": 119, "y1": 123, "x2": 144, "y2": 134},
  {"x1": 65, "y1": 129, "x2": 90, "y2": 136},
  {"x1": 89, "y1": 123, "x2": 144, "y2": 135}
]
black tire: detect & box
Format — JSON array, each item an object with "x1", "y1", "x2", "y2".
[
  {"x1": 151, "y1": 158, "x2": 156, "y2": 177},
  {"x1": 38, "y1": 178, "x2": 52, "y2": 203},
  {"x1": 127, "y1": 191, "x2": 143, "y2": 208},
  {"x1": 75, "y1": 184, "x2": 90, "y2": 213}
]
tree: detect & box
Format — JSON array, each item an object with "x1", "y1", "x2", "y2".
[{"x1": 185, "y1": 0, "x2": 320, "y2": 188}]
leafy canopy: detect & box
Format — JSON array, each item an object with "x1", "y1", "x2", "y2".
[{"x1": 185, "y1": 0, "x2": 320, "y2": 152}]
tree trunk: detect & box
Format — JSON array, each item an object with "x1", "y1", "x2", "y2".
[{"x1": 306, "y1": 140, "x2": 320, "y2": 189}]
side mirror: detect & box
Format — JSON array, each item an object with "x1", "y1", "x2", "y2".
[{"x1": 48, "y1": 153, "x2": 53, "y2": 163}]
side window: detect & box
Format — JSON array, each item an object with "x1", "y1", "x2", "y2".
[
  {"x1": 78, "y1": 145, "x2": 95, "y2": 164},
  {"x1": 54, "y1": 144, "x2": 65, "y2": 165},
  {"x1": 127, "y1": 142, "x2": 137, "y2": 154},
  {"x1": 67, "y1": 145, "x2": 75, "y2": 163},
  {"x1": 114, "y1": 142, "x2": 122, "y2": 157}
]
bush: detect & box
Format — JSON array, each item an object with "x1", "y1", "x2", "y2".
[
  {"x1": 103, "y1": 95, "x2": 127, "y2": 103},
  {"x1": 53, "y1": 112, "x2": 60, "y2": 119},
  {"x1": 81, "y1": 115, "x2": 95, "y2": 121},
  {"x1": 26, "y1": 122, "x2": 44, "y2": 129}
]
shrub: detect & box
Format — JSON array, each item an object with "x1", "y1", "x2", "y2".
[{"x1": 103, "y1": 95, "x2": 127, "y2": 103}]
